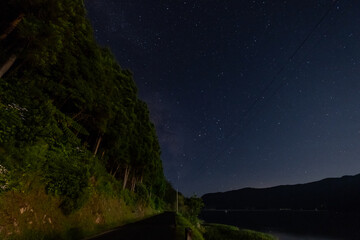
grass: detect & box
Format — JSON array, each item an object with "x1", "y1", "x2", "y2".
[
  {"x1": 175, "y1": 214, "x2": 204, "y2": 240},
  {"x1": 174, "y1": 211, "x2": 277, "y2": 240},
  {"x1": 203, "y1": 223, "x2": 277, "y2": 240},
  {"x1": 0, "y1": 176, "x2": 157, "y2": 240},
  {"x1": 0, "y1": 184, "x2": 278, "y2": 240},
  {"x1": 0, "y1": 174, "x2": 275, "y2": 240},
  {"x1": 174, "y1": 214, "x2": 277, "y2": 240}
]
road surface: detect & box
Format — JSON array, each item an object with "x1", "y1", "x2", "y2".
[{"x1": 86, "y1": 212, "x2": 176, "y2": 240}]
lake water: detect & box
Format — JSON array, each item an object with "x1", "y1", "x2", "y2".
[
  {"x1": 269, "y1": 231, "x2": 338, "y2": 240},
  {"x1": 200, "y1": 210, "x2": 360, "y2": 240}
]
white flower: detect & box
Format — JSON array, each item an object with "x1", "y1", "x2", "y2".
[
  {"x1": 6, "y1": 103, "x2": 28, "y2": 120},
  {"x1": 0, "y1": 165, "x2": 9, "y2": 191}
]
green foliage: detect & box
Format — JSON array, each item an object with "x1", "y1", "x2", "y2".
[
  {"x1": 183, "y1": 195, "x2": 205, "y2": 224},
  {"x1": 162, "y1": 181, "x2": 177, "y2": 210},
  {"x1": 0, "y1": 1, "x2": 175, "y2": 239},
  {"x1": 203, "y1": 224, "x2": 277, "y2": 240},
  {"x1": 175, "y1": 214, "x2": 204, "y2": 240},
  {"x1": 121, "y1": 189, "x2": 136, "y2": 206},
  {"x1": 43, "y1": 145, "x2": 90, "y2": 214},
  {"x1": 135, "y1": 183, "x2": 149, "y2": 204},
  {"x1": 0, "y1": 0, "x2": 168, "y2": 216},
  {"x1": 0, "y1": 103, "x2": 23, "y2": 144}
]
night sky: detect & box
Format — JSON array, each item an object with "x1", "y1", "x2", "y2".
[{"x1": 85, "y1": 0, "x2": 360, "y2": 196}]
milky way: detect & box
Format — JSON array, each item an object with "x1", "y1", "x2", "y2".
[{"x1": 85, "y1": 0, "x2": 360, "y2": 196}]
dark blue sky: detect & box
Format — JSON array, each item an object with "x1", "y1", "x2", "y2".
[{"x1": 85, "y1": 0, "x2": 360, "y2": 196}]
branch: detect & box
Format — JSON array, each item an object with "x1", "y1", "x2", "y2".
[
  {"x1": 0, "y1": 54, "x2": 17, "y2": 78},
  {"x1": 0, "y1": 13, "x2": 25, "y2": 41}
]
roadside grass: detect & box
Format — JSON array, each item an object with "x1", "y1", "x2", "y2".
[
  {"x1": 203, "y1": 223, "x2": 277, "y2": 240},
  {"x1": 174, "y1": 213, "x2": 277, "y2": 240},
  {"x1": 0, "y1": 176, "x2": 157, "y2": 240},
  {"x1": 175, "y1": 214, "x2": 204, "y2": 240}
]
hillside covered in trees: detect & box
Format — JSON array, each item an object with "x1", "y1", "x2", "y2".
[{"x1": 0, "y1": 0, "x2": 176, "y2": 238}]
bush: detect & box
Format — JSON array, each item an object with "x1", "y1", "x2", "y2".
[
  {"x1": 121, "y1": 189, "x2": 136, "y2": 206},
  {"x1": 183, "y1": 195, "x2": 204, "y2": 224},
  {"x1": 0, "y1": 102, "x2": 24, "y2": 144},
  {"x1": 135, "y1": 183, "x2": 149, "y2": 204},
  {"x1": 151, "y1": 196, "x2": 164, "y2": 210},
  {"x1": 43, "y1": 145, "x2": 90, "y2": 214}
]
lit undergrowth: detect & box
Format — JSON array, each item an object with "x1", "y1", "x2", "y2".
[
  {"x1": 175, "y1": 214, "x2": 204, "y2": 240},
  {"x1": 0, "y1": 175, "x2": 157, "y2": 240},
  {"x1": 203, "y1": 223, "x2": 277, "y2": 240}
]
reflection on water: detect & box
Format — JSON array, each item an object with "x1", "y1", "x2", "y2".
[
  {"x1": 200, "y1": 210, "x2": 360, "y2": 240},
  {"x1": 270, "y1": 231, "x2": 339, "y2": 240}
]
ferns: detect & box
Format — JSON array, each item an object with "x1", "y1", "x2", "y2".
[{"x1": 0, "y1": 102, "x2": 24, "y2": 143}]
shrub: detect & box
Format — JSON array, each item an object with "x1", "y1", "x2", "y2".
[
  {"x1": 183, "y1": 195, "x2": 204, "y2": 224},
  {"x1": 121, "y1": 189, "x2": 136, "y2": 206},
  {"x1": 135, "y1": 183, "x2": 149, "y2": 204},
  {"x1": 43, "y1": 145, "x2": 90, "y2": 214},
  {"x1": 0, "y1": 102, "x2": 24, "y2": 144}
]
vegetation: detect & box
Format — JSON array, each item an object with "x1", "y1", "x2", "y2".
[
  {"x1": 0, "y1": 1, "x2": 281, "y2": 239},
  {"x1": 203, "y1": 224, "x2": 277, "y2": 240},
  {"x1": 0, "y1": 180, "x2": 157, "y2": 239},
  {"x1": 174, "y1": 194, "x2": 276, "y2": 240},
  {"x1": 175, "y1": 214, "x2": 204, "y2": 240},
  {"x1": 175, "y1": 213, "x2": 277, "y2": 240},
  {"x1": 0, "y1": 0, "x2": 170, "y2": 238}
]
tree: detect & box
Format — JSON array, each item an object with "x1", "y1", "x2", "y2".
[{"x1": 184, "y1": 196, "x2": 205, "y2": 224}]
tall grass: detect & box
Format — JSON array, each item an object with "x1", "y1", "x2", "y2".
[{"x1": 203, "y1": 223, "x2": 277, "y2": 240}]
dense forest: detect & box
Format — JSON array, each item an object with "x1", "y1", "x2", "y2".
[{"x1": 0, "y1": 0, "x2": 180, "y2": 237}]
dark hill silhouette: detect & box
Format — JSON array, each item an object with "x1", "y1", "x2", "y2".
[{"x1": 202, "y1": 174, "x2": 360, "y2": 211}]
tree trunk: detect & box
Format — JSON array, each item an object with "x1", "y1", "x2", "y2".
[
  {"x1": 122, "y1": 166, "x2": 130, "y2": 190},
  {"x1": 0, "y1": 54, "x2": 17, "y2": 78},
  {"x1": 112, "y1": 164, "x2": 120, "y2": 178},
  {"x1": 0, "y1": 13, "x2": 25, "y2": 41},
  {"x1": 131, "y1": 176, "x2": 136, "y2": 192},
  {"x1": 93, "y1": 135, "x2": 102, "y2": 156}
]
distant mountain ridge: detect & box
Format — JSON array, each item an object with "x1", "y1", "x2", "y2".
[{"x1": 202, "y1": 174, "x2": 360, "y2": 211}]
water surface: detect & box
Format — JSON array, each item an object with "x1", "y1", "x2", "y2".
[
  {"x1": 270, "y1": 231, "x2": 338, "y2": 240},
  {"x1": 200, "y1": 210, "x2": 360, "y2": 240}
]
